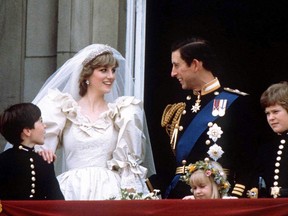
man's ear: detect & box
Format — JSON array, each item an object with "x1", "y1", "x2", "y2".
[{"x1": 192, "y1": 59, "x2": 203, "y2": 70}]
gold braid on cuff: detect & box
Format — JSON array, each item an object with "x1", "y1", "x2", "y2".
[{"x1": 232, "y1": 184, "x2": 245, "y2": 197}]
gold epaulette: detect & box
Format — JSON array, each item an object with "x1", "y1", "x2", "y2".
[
  {"x1": 224, "y1": 87, "x2": 249, "y2": 96},
  {"x1": 161, "y1": 102, "x2": 186, "y2": 154}
]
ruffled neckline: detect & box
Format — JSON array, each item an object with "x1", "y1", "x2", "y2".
[{"x1": 46, "y1": 89, "x2": 140, "y2": 127}]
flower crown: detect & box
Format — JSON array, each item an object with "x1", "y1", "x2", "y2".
[
  {"x1": 82, "y1": 44, "x2": 113, "y2": 66},
  {"x1": 180, "y1": 158, "x2": 230, "y2": 196}
]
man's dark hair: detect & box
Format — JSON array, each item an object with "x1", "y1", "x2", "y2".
[
  {"x1": 0, "y1": 103, "x2": 41, "y2": 145},
  {"x1": 171, "y1": 37, "x2": 219, "y2": 73}
]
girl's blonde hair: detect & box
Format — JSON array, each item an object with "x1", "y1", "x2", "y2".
[
  {"x1": 190, "y1": 168, "x2": 221, "y2": 199},
  {"x1": 182, "y1": 159, "x2": 229, "y2": 198}
]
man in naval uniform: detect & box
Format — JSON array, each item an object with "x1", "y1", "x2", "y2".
[
  {"x1": 248, "y1": 82, "x2": 288, "y2": 199},
  {"x1": 161, "y1": 37, "x2": 260, "y2": 199}
]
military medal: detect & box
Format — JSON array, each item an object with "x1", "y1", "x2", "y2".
[
  {"x1": 212, "y1": 99, "x2": 227, "y2": 117},
  {"x1": 218, "y1": 99, "x2": 227, "y2": 117},
  {"x1": 212, "y1": 99, "x2": 219, "y2": 116},
  {"x1": 191, "y1": 93, "x2": 201, "y2": 113}
]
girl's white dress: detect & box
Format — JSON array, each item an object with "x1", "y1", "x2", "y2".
[{"x1": 36, "y1": 89, "x2": 151, "y2": 200}]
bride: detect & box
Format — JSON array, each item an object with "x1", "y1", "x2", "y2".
[{"x1": 32, "y1": 44, "x2": 155, "y2": 200}]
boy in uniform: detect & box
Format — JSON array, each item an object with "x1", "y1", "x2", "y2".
[{"x1": 0, "y1": 103, "x2": 64, "y2": 200}]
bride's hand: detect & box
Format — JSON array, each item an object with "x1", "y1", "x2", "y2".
[{"x1": 38, "y1": 149, "x2": 56, "y2": 163}]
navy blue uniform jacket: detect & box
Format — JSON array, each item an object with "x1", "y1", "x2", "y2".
[{"x1": 0, "y1": 145, "x2": 64, "y2": 200}]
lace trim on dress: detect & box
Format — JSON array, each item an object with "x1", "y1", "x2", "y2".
[
  {"x1": 46, "y1": 89, "x2": 142, "y2": 136},
  {"x1": 47, "y1": 89, "x2": 111, "y2": 134}
]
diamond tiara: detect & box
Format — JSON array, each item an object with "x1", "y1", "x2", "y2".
[{"x1": 82, "y1": 44, "x2": 113, "y2": 66}]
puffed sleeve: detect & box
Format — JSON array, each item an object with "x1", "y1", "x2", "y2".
[
  {"x1": 35, "y1": 89, "x2": 77, "y2": 153},
  {"x1": 107, "y1": 96, "x2": 149, "y2": 194}
]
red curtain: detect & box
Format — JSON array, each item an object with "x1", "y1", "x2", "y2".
[{"x1": 1, "y1": 199, "x2": 288, "y2": 216}]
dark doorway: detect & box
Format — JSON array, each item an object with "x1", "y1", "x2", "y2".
[{"x1": 144, "y1": 0, "x2": 288, "y2": 182}]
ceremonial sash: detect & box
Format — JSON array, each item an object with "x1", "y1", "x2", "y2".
[
  {"x1": 164, "y1": 91, "x2": 239, "y2": 198},
  {"x1": 176, "y1": 91, "x2": 239, "y2": 165}
]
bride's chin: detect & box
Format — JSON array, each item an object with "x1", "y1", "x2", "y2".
[{"x1": 104, "y1": 88, "x2": 112, "y2": 93}]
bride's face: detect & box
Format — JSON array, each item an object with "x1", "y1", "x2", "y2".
[{"x1": 88, "y1": 65, "x2": 116, "y2": 94}]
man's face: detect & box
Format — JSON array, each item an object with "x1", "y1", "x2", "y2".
[{"x1": 171, "y1": 50, "x2": 197, "y2": 90}]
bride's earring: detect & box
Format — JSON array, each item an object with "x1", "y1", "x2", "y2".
[{"x1": 85, "y1": 80, "x2": 90, "y2": 85}]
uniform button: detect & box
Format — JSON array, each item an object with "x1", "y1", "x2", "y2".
[
  {"x1": 275, "y1": 169, "x2": 279, "y2": 174},
  {"x1": 277, "y1": 150, "x2": 282, "y2": 155},
  {"x1": 30, "y1": 195, "x2": 34, "y2": 198},
  {"x1": 31, "y1": 183, "x2": 35, "y2": 188},
  {"x1": 31, "y1": 177, "x2": 36, "y2": 181},
  {"x1": 205, "y1": 140, "x2": 211, "y2": 145},
  {"x1": 31, "y1": 171, "x2": 36, "y2": 175},
  {"x1": 30, "y1": 158, "x2": 34, "y2": 162},
  {"x1": 207, "y1": 122, "x2": 213, "y2": 127},
  {"x1": 279, "y1": 145, "x2": 284, "y2": 149},
  {"x1": 274, "y1": 175, "x2": 279, "y2": 180},
  {"x1": 31, "y1": 189, "x2": 35, "y2": 194},
  {"x1": 182, "y1": 110, "x2": 186, "y2": 115},
  {"x1": 274, "y1": 181, "x2": 278, "y2": 186},
  {"x1": 214, "y1": 91, "x2": 219, "y2": 95},
  {"x1": 179, "y1": 126, "x2": 183, "y2": 131},
  {"x1": 280, "y1": 139, "x2": 286, "y2": 144},
  {"x1": 186, "y1": 95, "x2": 191, "y2": 100},
  {"x1": 276, "y1": 156, "x2": 281, "y2": 161},
  {"x1": 275, "y1": 162, "x2": 280, "y2": 167},
  {"x1": 30, "y1": 164, "x2": 35, "y2": 169}
]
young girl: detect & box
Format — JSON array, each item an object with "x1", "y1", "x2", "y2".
[{"x1": 181, "y1": 158, "x2": 230, "y2": 199}]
